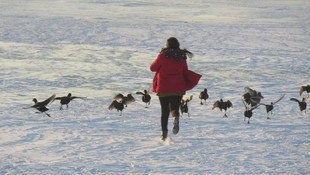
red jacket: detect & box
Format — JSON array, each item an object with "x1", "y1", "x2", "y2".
[{"x1": 150, "y1": 50, "x2": 201, "y2": 93}]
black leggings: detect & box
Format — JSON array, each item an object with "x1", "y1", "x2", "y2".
[{"x1": 159, "y1": 96, "x2": 182, "y2": 132}]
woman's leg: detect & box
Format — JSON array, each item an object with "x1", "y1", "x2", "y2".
[
  {"x1": 169, "y1": 96, "x2": 182, "y2": 134},
  {"x1": 170, "y1": 96, "x2": 182, "y2": 117},
  {"x1": 159, "y1": 97, "x2": 170, "y2": 140}
]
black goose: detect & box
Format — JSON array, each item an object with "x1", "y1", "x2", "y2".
[
  {"x1": 212, "y1": 99, "x2": 233, "y2": 118},
  {"x1": 242, "y1": 99, "x2": 260, "y2": 124},
  {"x1": 54, "y1": 93, "x2": 86, "y2": 110},
  {"x1": 242, "y1": 86, "x2": 264, "y2": 107},
  {"x1": 114, "y1": 93, "x2": 135, "y2": 107},
  {"x1": 136, "y1": 89, "x2": 151, "y2": 108},
  {"x1": 23, "y1": 94, "x2": 56, "y2": 117},
  {"x1": 199, "y1": 88, "x2": 209, "y2": 105},
  {"x1": 290, "y1": 95, "x2": 309, "y2": 114},
  {"x1": 108, "y1": 100, "x2": 125, "y2": 116},
  {"x1": 299, "y1": 85, "x2": 310, "y2": 96},
  {"x1": 180, "y1": 95, "x2": 193, "y2": 117},
  {"x1": 259, "y1": 94, "x2": 285, "y2": 119}
]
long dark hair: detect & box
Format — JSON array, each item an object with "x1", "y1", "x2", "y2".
[{"x1": 166, "y1": 37, "x2": 194, "y2": 59}]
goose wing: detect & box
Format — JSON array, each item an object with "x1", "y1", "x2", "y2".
[
  {"x1": 244, "y1": 87, "x2": 256, "y2": 96},
  {"x1": 272, "y1": 94, "x2": 285, "y2": 105},
  {"x1": 250, "y1": 104, "x2": 261, "y2": 111},
  {"x1": 242, "y1": 99, "x2": 249, "y2": 111},
  {"x1": 258, "y1": 102, "x2": 267, "y2": 106},
  {"x1": 108, "y1": 100, "x2": 118, "y2": 110},
  {"x1": 187, "y1": 95, "x2": 193, "y2": 102},
  {"x1": 299, "y1": 86, "x2": 305, "y2": 96},
  {"x1": 114, "y1": 93, "x2": 124, "y2": 100},
  {"x1": 147, "y1": 88, "x2": 152, "y2": 95},
  {"x1": 136, "y1": 91, "x2": 144, "y2": 95},
  {"x1": 227, "y1": 100, "x2": 233, "y2": 108},
  {"x1": 212, "y1": 101, "x2": 219, "y2": 110},
  {"x1": 299, "y1": 85, "x2": 310, "y2": 96},
  {"x1": 124, "y1": 94, "x2": 135, "y2": 105},
  {"x1": 70, "y1": 96, "x2": 87, "y2": 100},
  {"x1": 290, "y1": 98, "x2": 300, "y2": 103},
  {"x1": 38, "y1": 94, "x2": 56, "y2": 106},
  {"x1": 23, "y1": 106, "x2": 33, "y2": 109},
  {"x1": 54, "y1": 96, "x2": 65, "y2": 100},
  {"x1": 303, "y1": 95, "x2": 309, "y2": 102}
]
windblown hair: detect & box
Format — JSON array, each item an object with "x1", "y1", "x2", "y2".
[{"x1": 166, "y1": 37, "x2": 194, "y2": 59}]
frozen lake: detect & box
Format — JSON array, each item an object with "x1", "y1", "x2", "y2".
[{"x1": 0, "y1": 0, "x2": 309, "y2": 174}]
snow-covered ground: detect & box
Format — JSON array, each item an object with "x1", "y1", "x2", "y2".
[{"x1": 0, "y1": 0, "x2": 309, "y2": 174}]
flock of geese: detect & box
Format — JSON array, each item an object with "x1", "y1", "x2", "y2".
[
  {"x1": 23, "y1": 85, "x2": 309, "y2": 123},
  {"x1": 203, "y1": 85, "x2": 309, "y2": 123},
  {"x1": 200, "y1": 85, "x2": 309, "y2": 123},
  {"x1": 23, "y1": 93, "x2": 86, "y2": 117}
]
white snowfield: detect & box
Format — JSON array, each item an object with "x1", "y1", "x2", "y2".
[{"x1": 0, "y1": 0, "x2": 309, "y2": 174}]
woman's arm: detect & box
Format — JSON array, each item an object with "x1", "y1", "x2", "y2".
[{"x1": 150, "y1": 54, "x2": 162, "y2": 72}]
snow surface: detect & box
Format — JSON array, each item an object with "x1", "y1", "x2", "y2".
[{"x1": 0, "y1": 0, "x2": 310, "y2": 174}]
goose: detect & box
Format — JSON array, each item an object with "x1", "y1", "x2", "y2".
[
  {"x1": 290, "y1": 95, "x2": 309, "y2": 114},
  {"x1": 180, "y1": 95, "x2": 193, "y2": 117},
  {"x1": 299, "y1": 85, "x2": 310, "y2": 96},
  {"x1": 212, "y1": 99, "x2": 233, "y2": 118},
  {"x1": 136, "y1": 89, "x2": 151, "y2": 108},
  {"x1": 114, "y1": 93, "x2": 135, "y2": 107},
  {"x1": 54, "y1": 93, "x2": 86, "y2": 110},
  {"x1": 242, "y1": 99, "x2": 260, "y2": 124},
  {"x1": 242, "y1": 86, "x2": 264, "y2": 107},
  {"x1": 259, "y1": 94, "x2": 285, "y2": 119},
  {"x1": 108, "y1": 100, "x2": 125, "y2": 116},
  {"x1": 23, "y1": 94, "x2": 56, "y2": 117},
  {"x1": 199, "y1": 88, "x2": 209, "y2": 105}
]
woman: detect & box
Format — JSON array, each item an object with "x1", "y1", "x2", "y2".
[{"x1": 150, "y1": 37, "x2": 201, "y2": 141}]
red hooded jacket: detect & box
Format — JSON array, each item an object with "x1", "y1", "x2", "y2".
[{"x1": 150, "y1": 49, "x2": 201, "y2": 93}]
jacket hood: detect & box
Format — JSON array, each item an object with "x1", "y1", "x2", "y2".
[{"x1": 160, "y1": 48, "x2": 187, "y2": 61}]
